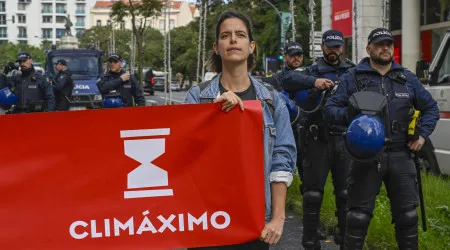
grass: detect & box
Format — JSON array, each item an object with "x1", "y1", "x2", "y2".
[{"x1": 286, "y1": 171, "x2": 450, "y2": 249}]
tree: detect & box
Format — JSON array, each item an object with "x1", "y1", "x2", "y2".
[
  {"x1": 0, "y1": 42, "x2": 46, "y2": 68},
  {"x1": 111, "y1": 0, "x2": 162, "y2": 86}
]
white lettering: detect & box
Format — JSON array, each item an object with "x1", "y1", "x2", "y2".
[
  {"x1": 334, "y1": 11, "x2": 350, "y2": 21},
  {"x1": 188, "y1": 212, "x2": 208, "y2": 231},
  {"x1": 326, "y1": 35, "x2": 343, "y2": 41},
  {"x1": 91, "y1": 220, "x2": 102, "y2": 238},
  {"x1": 104, "y1": 219, "x2": 111, "y2": 237},
  {"x1": 74, "y1": 85, "x2": 90, "y2": 90},
  {"x1": 373, "y1": 31, "x2": 392, "y2": 37},
  {"x1": 158, "y1": 214, "x2": 177, "y2": 233},
  {"x1": 69, "y1": 221, "x2": 88, "y2": 240},
  {"x1": 136, "y1": 211, "x2": 157, "y2": 234},
  {"x1": 178, "y1": 214, "x2": 185, "y2": 232},
  {"x1": 210, "y1": 211, "x2": 231, "y2": 229},
  {"x1": 114, "y1": 217, "x2": 134, "y2": 236},
  {"x1": 69, "y1": 210, "x2": 231, "y2": 239}
]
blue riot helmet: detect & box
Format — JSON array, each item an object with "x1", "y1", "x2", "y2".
[
  {"x1": 280, "y1": 90, "x2": 300, "y2": 124},
  {"x1": 345, "y1": 114, "x2": 386, "y2": 161},
  {"x1": 293, "y1": 89, "x2": 324, "y2": 113},
  {"x1": 0, "y1": 87, "x2": 18, "y2": 106},
  {"x1": 103, "y1": 96, "x2": 123, "y2": 108}
]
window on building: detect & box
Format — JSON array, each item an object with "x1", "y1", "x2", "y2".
[
  {"x1": 0, "y1": 27, "x2": 7, "y2": 38},
  {"x1": 56, "y1": 16, "x2": 66, "y2": 23},
  {"x1": 56, "y1": 28, "x2": 65, "y2": 38},
  {"x1": 18, "y1": 14, "x2": 26, "y2": 24},
  {"x1": 18, "y1": 27, "x2": 27, "y2": 38},
  {"x1": 76, "y1": 16, "x2": 84, "y2": 26},
  {"x1": 42, "y1": 3, "x2": 52, "y2": 13},
  {"x1": 159, "y1": 20, "x2": 165, "y2": 32},
  {"x1": 0, "y1": 40, "x2": 7, "y2": 44},
  {"x1": 120, "y1": 22, "x2": 125, "y2": 30},
  {"x1": 42, "y1": 28, "x2": 52, "y2": 39},
  {"x1": 76, "y1": 28, "x2": 85, "y2": 37},
  {"x1": 0, "y1": 2, "x2": 5, "y2": 12},
  {"x1": 19, "y1": 40, "x2": 27, "y2": 44},
  {"x1": 55, "y1": 3, "x2": 66, "y2": 14},
  {"x1": 76, "y1": 4, "x2": 85, "y2": 14},
  {"x1": 96, "y1": 20, "x2": 101, "y2": 26},
  {"x1": 42, "y1": 16, "x2": 52, "y2": 23},
  {"x1": 18, "y1": 3, "x2": 26, "y2": 11},
  {"x1": 169, "y1": 19, "x2": 175, "y2": 30},
  {"x1": 0, "y1": 14, "x2": 5, "y2": 25}
]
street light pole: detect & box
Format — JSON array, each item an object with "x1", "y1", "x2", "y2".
[
  {"x1": 290, "y1": 0, "x2": 296, "y2": 42},
  {"x1": 168, "y1": 1, "x2": 173, "y2": 105},
  {"x1": 163, "y1": 3, "x2": 168, "y2": 105}
]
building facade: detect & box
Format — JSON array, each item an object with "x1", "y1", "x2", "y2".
[
  {"x1": 0, "y1": 0, "x2": 89, "y2": 47},
  {"x1": 90, "y1": 0, "x2": 199, "y2": 33},
  {"x1": 322, "y1": 0, "x2": 450, "y2": 72}
]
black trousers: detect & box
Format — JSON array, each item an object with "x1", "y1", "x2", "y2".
[
  {"x1": 345, "y1": 150, "x2": 419, "y2": 250},
  {"x1": 300, "y1": 133, "x2": 350, "y2": 249},
  {"x1": 187, "y1": 239, "x2": 269, "y2": 250}
]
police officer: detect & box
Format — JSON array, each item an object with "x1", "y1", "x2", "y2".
[
  {"x1": 324, "y1": 28, "x2": 439, "y2": 250},
  {"x1": 53, "y1": 59, "x2": 74, "y2": 111},
  {"x1": 8, "y1": 52, "x2": 55, "y2": 113},
  {"x1": 97, "y1": 53, "x2": 146, "y2": 107},
  {"x1": 282, "y1": 30, "x2": 354, "y2": 249},
  {"x1": 263, "y1": 41, "x2": 304, "y2": 91}
]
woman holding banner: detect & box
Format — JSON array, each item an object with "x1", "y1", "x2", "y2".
[{"x1": 184, "y1": 9, "x2": 296, "y2": 249}]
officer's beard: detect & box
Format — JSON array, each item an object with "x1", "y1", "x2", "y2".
[
  {"x1": 287, "y1": 59, "x2": 301, "y2": 69},
  {"x1": 371, "y1": 51, "x2": 393, "y2": 66},
  {"x1": 323, "y1": 52, "x2": 340, "y2": 63}
]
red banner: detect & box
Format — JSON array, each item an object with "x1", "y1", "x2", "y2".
[
  {"x1": 0, "y1": 101, "x2": 265, "y2": 249},
  {"x1": 332, "y1": 0, "x2": 353, "y2": 37}
]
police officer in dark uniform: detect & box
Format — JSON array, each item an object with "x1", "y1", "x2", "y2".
[
  {"x1": 97, "y1": 53, "x2": 146, "y2": 107},
  {"x1": 8, "y1": 52, "x2": 55, "y2": 114},
  {"x1": 282, "y1": 30, "x2": 354, "y2": 249},
  {"x1": 263, "y1": 41, "x2": 304, "y2": 91},
  {"x1": 53, "y1": 59, "x2": 74, "y2": 111},
  {"x1": 324, "y1": 28, "x2": 439, "y2": 250}
]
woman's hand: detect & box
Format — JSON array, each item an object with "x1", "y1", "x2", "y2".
[
  {"x1": 214, "y1": 91, "x2": 244, "y2": 112},
  {"x1": 260, "y1": 217, "x2": 285, "y2": 244}
]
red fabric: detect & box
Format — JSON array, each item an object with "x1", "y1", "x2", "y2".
[
  {"x1": 0, "y1": 101, "x2": 265, "y2": 249},
  {"x1": 332, "y1": 0, "x2": 353, "y2": 37}
]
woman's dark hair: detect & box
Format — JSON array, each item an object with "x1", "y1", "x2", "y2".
[{"x1": 209, "y1": 9, "x2": 258, "y2": 73}]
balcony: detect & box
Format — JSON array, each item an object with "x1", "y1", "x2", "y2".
[
  {"x1": 0, "y1": 20, "x2": 6, "y2": 25},
  {"x1": 41, "y1": 9, "x2": 52, "y2": 13},
  {"x1": 75, "y1": 22, "x2": 85, "y2": 27},
  {"x1": 0, "y1": 33, "x2": 7, "y2": 38},
  {"x1": 42, "y1": 35, "x2": 52, "y2": 39},
  {"x1": 18, "y1": 34, "x2": 27, "y2": 39},
  {"x1": 76, "y1": 9, "x2": 85, "y2": 14},
  {"x1": 56, "y1": 9, "x2": 66, "y2": 14},
  {"x1": 0, "y1": 8, "x2": 5, "y2": 13}
]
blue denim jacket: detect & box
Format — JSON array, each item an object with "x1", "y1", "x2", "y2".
[{"x1": 184, "y1": 73, "x2": 297, "y2": 222}]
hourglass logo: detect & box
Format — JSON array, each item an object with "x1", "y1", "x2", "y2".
[{"x1": 120, "y1": 128, "x2": 173, "y2": 199}]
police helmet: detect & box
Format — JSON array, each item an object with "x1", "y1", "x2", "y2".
[
  {"x1": 103, "y1": 97, "x2": 123, "y2": 108},
  {"x1": 293, "y1": 89, "x2": 323, "y2": 113},
  {"x1": 345, "y1": 114, "x2": 386, "y2": 161},
  {"x1": 280, "y1": 90, "x2": 300, "y2": 124},
  {"x1": 0, "y1": 87, "x2": 18, "y2": 106}
]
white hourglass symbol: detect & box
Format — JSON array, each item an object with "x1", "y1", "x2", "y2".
[{"x1": 120, "y1": 128, "x2": 173, "y2": 199}]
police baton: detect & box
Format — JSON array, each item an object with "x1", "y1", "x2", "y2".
[{"x1": 412, "y1": 152, "x2": 427, "y2": 232}]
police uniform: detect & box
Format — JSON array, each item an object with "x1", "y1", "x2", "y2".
[
  {"x1": 53, "y1": 59, "x2": 74, "y2": 111},
  {"x1": 263, "y1": 42, "x2": 305, "y2": 179},
  {"x1": 97, "y1": 54, "x2": 146, "y2": 107},
  {"x1": 9, "y1": 52, "x2": 55, "y2": 113},
  {"x1": 324, "y1": 28, "x2": 439, "y2": 250},
  {"x1": 282, "y1": 30, "x2": 353, "y2": 249}
]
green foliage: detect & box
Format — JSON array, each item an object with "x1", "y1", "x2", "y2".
[
  {"x1": 287, "y1": 173, "x2": 450, "y2": 249},
  {"x1": 0, "y1": 42, "x2": 47, "y2": 69}
]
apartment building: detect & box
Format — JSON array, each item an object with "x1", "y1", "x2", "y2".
[
  {"x1": 0, "y1": 0, "x2": 89, "y2": 46},
  {"x1": 90, "y1": 0, "x2": 199, "y2": 33}
]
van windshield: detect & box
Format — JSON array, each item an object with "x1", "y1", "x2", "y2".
[{"x1": 50, "y1": 56, "x2": 99, "y2": 77}]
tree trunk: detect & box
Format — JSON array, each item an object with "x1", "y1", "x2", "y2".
[{"x1": 136, "y1": 34, "x2": 144, "y2": 88}]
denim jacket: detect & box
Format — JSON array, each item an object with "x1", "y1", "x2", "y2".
[{"x1": 184, "y1": 73, "x2": 297, "y2": 222}]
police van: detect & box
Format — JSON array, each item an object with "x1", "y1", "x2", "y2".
[
  {"x1": 416, "y1": 29, "x2": 450, "y2": 176},
  {"x1": 45, "y1": 47, "x2": 104, "y2": 110}
]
